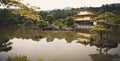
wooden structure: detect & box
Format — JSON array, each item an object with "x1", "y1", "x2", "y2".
[{"x1": 75, "y1": 9, "x2": 96, "y2": 28}]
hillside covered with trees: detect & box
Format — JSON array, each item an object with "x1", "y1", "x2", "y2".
[
  {"x1": 39, "y1": 3, "x2": 120, "y2": 30},
  {"x1": 0, "y1": 2, "x2": 120, "y2": 31}
]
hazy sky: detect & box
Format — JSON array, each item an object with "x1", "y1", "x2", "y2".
[{"x1": 21, "y1": 0, "x2": 120, "y2": 10}]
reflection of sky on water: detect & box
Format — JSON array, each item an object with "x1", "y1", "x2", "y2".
[
  {"x1": 0, "y1": 38, "x2": 97, "y2": 61},
  {"x1": 0, "y1": 37, "x2": 120, "y2": 61},
  {"x1": 109, "y1": 44, "x2": 120, "y2": 55}
]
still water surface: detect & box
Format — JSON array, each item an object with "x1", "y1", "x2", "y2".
[{"x1": 0, "y1": 28, "x2": 120, "y2": 61}]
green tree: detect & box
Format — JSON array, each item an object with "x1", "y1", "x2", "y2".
[
  {"x1": 0, "y1": 0, "x2": 28, "y2": 9},
  {"x1": 95, "y1": 12, "x2": 119, "y2": 40},
  {"x1": 90, "y1": 25, "x2": 108, "y2": 40},
  {"x1": 64, "y1": 17, "x2": 74, "y2": 27},
  {"x1": 0, "y1": 9, "x2": 16, "y2": 26},
  {"x1": 0, "y1": 0, "x2": 41, "y2": 26},
  {"x1": 52, "y1": 19, "x2": 66, "y2": 29},
  {"x1": 37, "y1": 20, "x2": 49, "y2": 29},
  {"x1": 45, "y1": 14, "x2": 55, "y2": 24},
  {"x1": 14, "y1": 8, "x2": 41, "y2": 21},
  {"x1": 23, "y1": 19, "x2": 33, "y2": 26}
]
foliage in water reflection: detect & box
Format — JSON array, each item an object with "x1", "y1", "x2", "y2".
[{"x1": 0, "y1": 36, "x2": 12, "y2": 52}]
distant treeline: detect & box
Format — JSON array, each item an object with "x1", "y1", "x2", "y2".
[{"x1": 40, "y1": 3, "x2": 120, "y2": 20}]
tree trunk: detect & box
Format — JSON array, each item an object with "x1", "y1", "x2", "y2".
[
  {"x1": 100, "y1": 31, "x2": 103, "y2": 40},
  {"x1": 99, "y1": 47, "x2": 103, "y2": 55},
  {"x1": 106, "y1": 32, "x2": 109, "y2": 40},
  {"x1": 106, "y1": 25, "x2": 109, "y2": 40}
]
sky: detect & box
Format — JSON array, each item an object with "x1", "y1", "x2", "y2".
[
  {"x1": 23, "y1": 0, "x2": 120, "y2": 10},
  {"x1": 17, "y1": 0, "x2": 120, "y2": 10}
]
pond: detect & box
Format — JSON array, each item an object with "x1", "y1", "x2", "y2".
[{"x1": 0, "y1": 27, "x2": 120, "y2": 61}]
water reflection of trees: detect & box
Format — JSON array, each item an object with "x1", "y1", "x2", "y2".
[
  {"x1": 89, "y1": 53, "x2": 120, "y2": 61},
  {"x1": 43, "y1": 31, "x2": 78, "y2": 43},
  {"x1": 0, "y1": 36, "x2": 12, "y2": 52},
  {"x1": 12, "y1": 30, "x2": 78, "y2": 42},
  {"x1": 89, "y1": 42, "x2": 120, "y2": 61},
  {"x1": 0, "y1": 27, "x2": 78, "y2": 43}
]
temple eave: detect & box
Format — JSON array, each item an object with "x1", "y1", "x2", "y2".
[{"x1": 74, "y1": 20, "x2": 95, "y2": 21}]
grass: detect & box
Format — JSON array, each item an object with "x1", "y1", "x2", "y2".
[
  {"x1": 7, "y1": 55, "x2": 29, "y2": 61},
  {"x1": 7, "y1": 56, "x2": 59, "y2": 61},
  {"x1": 38, "y1": 58, "x2": 44, "y2": 61}
]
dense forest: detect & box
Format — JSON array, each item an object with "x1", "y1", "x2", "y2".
[
  {"x1": 39, "y1": 3, "x2": 120, "y2": 30},
  {"x1": 0, "y1": 2, "x2": 120, "y2": 31},
  {"x1": 40, "y1": 3, "x2": 120, "y2": 20}
]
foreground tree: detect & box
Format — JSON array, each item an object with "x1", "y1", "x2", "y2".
[
  {"x1": 95, "y1": 12, "x2": 119, "y2": 40},
  {"x1": 0, "y1": 0, "x2": 41, "y2": 26},
  {"x1": 0, "y1": 0, "x2": 28, "y2": 9},
  {"x1": 90, "y1": 25, "x2": 108, "y2": 40}
]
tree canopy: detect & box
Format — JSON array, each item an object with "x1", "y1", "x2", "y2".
[
  {"x1": 91, "y1": 12, "x2": 119, "y2": 40},
  {"x1": 95, "y1": 12, "x2": 119, "y2": 26},
  {"x1": 0, "y1": 0, "x2": 41, "y2": 26},
  {"x1": 0, "y1": 0, "x2": 28, "y2": 9}
]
